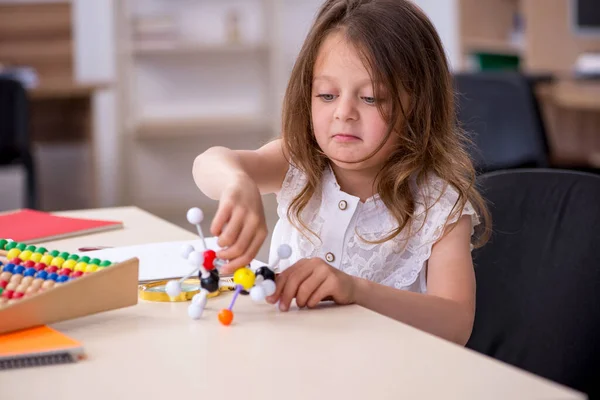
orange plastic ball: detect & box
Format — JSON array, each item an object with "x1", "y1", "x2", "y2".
[{"x1": 218, "y1": 309, "x2": 233, "y2": 326}]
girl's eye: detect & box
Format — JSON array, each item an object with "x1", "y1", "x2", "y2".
[
  {"x1": 362, "y1": 96, "x2": 376, "y2": 105},
  {"x1": 316, "y1": 94, "x2": 336, "y2": 102}
]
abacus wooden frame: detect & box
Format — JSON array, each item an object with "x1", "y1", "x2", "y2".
[{"x1": 0, "y1": 253, "x2": 139, "y2": 335}]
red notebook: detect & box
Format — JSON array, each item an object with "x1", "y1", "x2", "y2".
[{"x1": 0, "y1": 209, "x2": 123, "y2": 243}]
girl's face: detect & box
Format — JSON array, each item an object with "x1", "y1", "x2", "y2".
[{"x1": 311, "y1": 31, "x2": 397, "y2": 172}]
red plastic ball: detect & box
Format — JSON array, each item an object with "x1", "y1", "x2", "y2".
[
  {"x1": 13, "y1": 292, "x2": 24, "y2": 300},
  {"x1": 218, "y1": 309, "x2": 233, "y2": 326},
  {"x1": 203, "y1": 250, "x2": 217, "y2": 271},
  {"x1": 2, "y1": 290, "x2": 13, "y2": 299},
  {"x1": 10, "y1": 258, "x2": 22, "y2": 265},
  {"x1": 34, "y1": 263, "x2": 47, "y2": 271},
  {"x1": 24, "y1": 260, "x2": 36, "y2": 268},
  {"x1": 59, "y1": 268, "x2": 72, "y2": 276},
  {"x1": 0, "y1": 280, "x2": 8, "y2": 289},
  {"x1": 71, "y1": 271, "x2": 84, "y2": 278},
  {"x1": 46, "y1": 265, "x2": 59, "y2": 273}
]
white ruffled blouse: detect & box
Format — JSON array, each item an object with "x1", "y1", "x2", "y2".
[{"x1": 268, "y1": 164, "x2": 479, "y2": 293}]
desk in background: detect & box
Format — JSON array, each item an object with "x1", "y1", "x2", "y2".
[
  {"x1": 0, "y1": 206, "x2": 585, "y2": 399},
  {"x1": 536, "y1": 79, "x2": 600, "y2": 168}
]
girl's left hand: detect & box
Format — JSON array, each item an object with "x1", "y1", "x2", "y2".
[{"x1": 266, "y1": 258, "x2": 357, "y2": 311}]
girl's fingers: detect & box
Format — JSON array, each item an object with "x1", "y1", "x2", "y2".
[
  {"x1": 277, "y1": 265, "x2": 313, "y2": 311},
  {"x1": 210, "y1": 201, "x2": 232, "y2": 236},
  {"x1": 306, "y1": 277, "x2": 334, "y2": 308},
  {"x1": 266, "y1": 259, "x2": 306, "y2": 303},
  {"x1": 217, "y1": 208, "x2": 245, "y2": 248},
  {"x1": 295, "y1": 271, "x2": 326, "y2": 308},
  {"x1": 217, "y1": 216, "x2": 256, "y2": 261}
]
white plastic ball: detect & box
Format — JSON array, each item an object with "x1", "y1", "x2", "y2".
[
  {"x1": 186, "y1": 207, "x2": 204, "y2": 225},
  {"x1": 261, "y1": 279, "x2": 276, "y2": 297},
  {"x1": 187, "y1": 303, "x2": 205, "y2": 320},
  {"x1": 180, "y1": 244, "x2": 195, "y2": 259},
  {"x1": 277, "y1": 244, "x2": 292, "y2": 260},
  {"x1": 165, "y1": 280, "x2": 182, "y2": 297},
  {"x1": 250, "y1": 285, "x2": 266, "y2": 302},
  {"x1": 192, "y1": 290, "x2": 208, "y2": 308},
  {"x1": 187, "y1": 251, "x2": 204, "y2": 267}
]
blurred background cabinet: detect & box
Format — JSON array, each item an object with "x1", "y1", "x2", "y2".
[{"x1": 457, "y1": 0, "x2": 600, "y2": 170}]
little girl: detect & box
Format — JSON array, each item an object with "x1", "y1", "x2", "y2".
[{"x1": 193, "y1": 0, "x2": 490, "y2": 345}]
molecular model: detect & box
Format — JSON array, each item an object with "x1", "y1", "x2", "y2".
[{"x1": 165, "y1": 207, "x2": 292, "y2": 326}]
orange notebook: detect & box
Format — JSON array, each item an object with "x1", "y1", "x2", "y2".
[
  {"x1": 0, "y1": 209, "x2": 123, "y2": 243},
  {"x1": 0, "y1": 325, "x2": 84, "y2": 370}
]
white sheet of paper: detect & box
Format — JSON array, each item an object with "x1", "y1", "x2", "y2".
[{"x1": 82, "y1": 237, "x2": 265, "y2": 282}]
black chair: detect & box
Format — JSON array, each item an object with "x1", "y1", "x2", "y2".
[
  {"x1": 0, "y1": 76, "x2": 37, "y2": 209},
  {"x1": 453, "y1": 72, "x2": 551, "y2": 174},
  {"x1": 467, "y1": 169, "x2": 600, "y2": 398}
]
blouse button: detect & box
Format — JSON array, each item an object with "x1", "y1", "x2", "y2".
[
  {"x1": 338, "y1": 200, "x2": 347, "y2": 210},
  {"x1": 325, "y1": 252, "x2": 335, "y2": 263}
]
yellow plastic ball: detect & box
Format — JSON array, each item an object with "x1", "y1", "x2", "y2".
[
  {"x1": 40, "y1": 255, "x2": 54, "y2": 265},
  {"x1": 85, "y1": 264, "x2": 98, "y2": 273},
  {"x1": 18, "y1": 250, "x2": 33, "y2": 261},
  {"x1": 233, "y1": 267, "x2": 256, "y2": 290},
  {"x1": 62, "y1": 259, "x2": 77, "y2": 270},
  {"x1": 6, "y1": 248, "x2": 21, "y2": 260},
  {"x1": 74, "y1": 262, "x2": 88, "y2": 272},
  {"x1": 30, "y1": 252, "x2": 43, "y2": 263},
  {"x1": 50, "y1": 257, "x2": 65, "y2": 267}
]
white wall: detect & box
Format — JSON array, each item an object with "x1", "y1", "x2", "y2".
[
  {"x1": 411, "y1": 0, "x2": 460, "y2": 70},
  {"x1": 72, "y1": 0, "x2": 120, "y2": 207}
]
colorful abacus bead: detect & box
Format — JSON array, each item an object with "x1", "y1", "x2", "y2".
[
  {"x1": 30, "y1": 252, "x2": 43, "y2": 263},
  {"x1": 46, "y1": 265, "x2": 59, "y2": 273},
  {"x1": 5, "y1": 241, "x2": 17, "y2": 251},
  {"x1": 40, "y1": 254, "x2": 53, "y2": 265},
  {"x1": 50, "y1": 257, "x2": 65, "y2": 268},
  {"x1": 16, "y1": 243, "x2": 27, "y2": 251},
  {"x1": 6, "y1": 248, "x2": 21, "y2": 261},
  {"x1": 62, "y1": 259, "x2": 77, "y2": 271},
  {"x1": 85, "y1": 264, "x2": 98, "y2": 273},
  {"x1": 74, "y1": 261, "x2": 88, "y2": 272},
  {"x1": 0, "y1": 239, "x2": 8, "y2": 250},
  {"x1": 34, "y1": 263, "x2": 47, "y2": 271},
  {"x1": 19, "y1": 250, "x2": 33, "y2": 261}
]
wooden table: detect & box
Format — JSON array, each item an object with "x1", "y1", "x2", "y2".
[
  {"x1": 0, "y1": 207, "x2": 585, "y2": 399},
  {"x1": 532, "y1": 79, "x2": 600, "y2": 169}
]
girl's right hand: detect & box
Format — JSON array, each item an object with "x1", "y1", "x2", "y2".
[{"x1": 210, "y1": 172, "x2": 267, "y2": 274}]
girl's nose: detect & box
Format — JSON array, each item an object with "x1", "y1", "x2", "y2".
[{"x1": 334, "y1": 96, "x2": 359, "y2": 121}]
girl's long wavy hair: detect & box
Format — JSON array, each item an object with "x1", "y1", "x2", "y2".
[{"x1": 281, "y1": 0, "x2": 491, "y2": 247}]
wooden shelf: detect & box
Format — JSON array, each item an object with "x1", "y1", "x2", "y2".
[
  {"x1": 134, "y1": 114, "x2": 272, "y2": 138},
  {"x1": 133, "y1": 41, "x2": 269, "y2": 56},
  {"x1": 462, "y1": 37, "x2": 522, "y2": 56},
  {"x1": 29, "y1": 81, "x2": 112, "y2": 100},
  {"x1": 537, "y1": 80, "x2": 600, "y2": 111}
]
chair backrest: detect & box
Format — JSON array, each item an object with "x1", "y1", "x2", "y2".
[
  {"x1": 453, "y1": 72, "x2": 550, "y2": 173},
  {"x1": 467, "y1": 169, "x2": 600, "y2": 398},
  {"x1": 0, "y1": 76, "x2": 29, "y2": 162}
]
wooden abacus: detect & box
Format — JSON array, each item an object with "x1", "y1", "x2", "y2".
[{"x1": 0, "y1": 239, "x2": 139, "y2": 335}]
